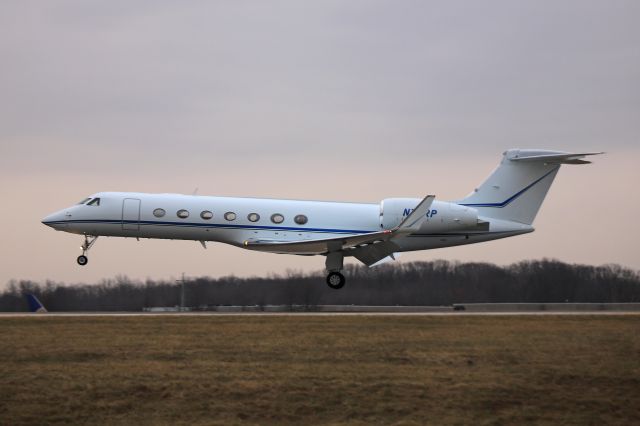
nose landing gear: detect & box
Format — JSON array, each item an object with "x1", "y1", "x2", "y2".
[{"x1": 77, "y1": 235, "x2": 98, "y2": 266}]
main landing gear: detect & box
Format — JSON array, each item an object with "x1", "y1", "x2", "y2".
[
  {"x1": 77, "y1": 235, "x2": 98, "y2": 266},
  {"x1": 326, "y1": 272, "x2": 346, "y2": 289},
  {"x1": 325, "y1": 251, "x2": 346, "y2": 290}
]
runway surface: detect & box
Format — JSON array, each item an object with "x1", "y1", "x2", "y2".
[{"x1": 2, "y1": 311, "x2": 640, "y2": 317}]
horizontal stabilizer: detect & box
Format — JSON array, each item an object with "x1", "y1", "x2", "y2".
[{"x1": 510, "y1": 151, "x2": 604, "y2": 165}]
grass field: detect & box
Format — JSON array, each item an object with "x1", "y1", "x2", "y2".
[{"x1": 1, "y1": 315, "x2": 639, "y2": 425}]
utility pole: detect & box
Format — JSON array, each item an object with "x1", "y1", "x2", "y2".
[{"x1": 176, "y1": 272, "x2": 186, "y2": 312}]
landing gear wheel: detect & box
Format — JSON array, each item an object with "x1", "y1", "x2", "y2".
[
  {"x1": 77, "y1": 255, "x2": 88, "y2": 266},
  {"x1": 326, "y1": 272, "x2": 346, "y2": 290}
]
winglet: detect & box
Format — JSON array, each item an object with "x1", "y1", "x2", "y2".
[{"x1": 395, "y1": 195, "x2": 436, "y2": 233}]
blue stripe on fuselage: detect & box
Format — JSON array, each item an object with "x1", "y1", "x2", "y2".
[{"x1": 43, "y1": 219, "x2": 373, "y2": 235}]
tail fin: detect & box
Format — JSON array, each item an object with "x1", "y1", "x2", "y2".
[
  {"x1": 459, "y1": 149, "x2": 602, "y2": 225},
  {"x1": 26, "y1": 294, "x2": 48, "y2": 313}
]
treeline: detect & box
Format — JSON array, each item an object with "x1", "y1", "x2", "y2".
[{"x1": 2, "y1": 259, "x2": 639, "y2": 312}]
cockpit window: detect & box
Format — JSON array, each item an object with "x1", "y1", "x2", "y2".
[
  {"x1": 78, "y1": 198, "x2": 92, "y2": 205},
  {"x1": 87, "y1": 198, "x2": 100, "y2": 206}
]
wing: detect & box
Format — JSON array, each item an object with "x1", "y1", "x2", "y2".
[
  {"x1": 243, "y1": 230, "x2": 394, "y2": 255},
  {"x1": 243, "y1": 195, "x2": 435, "y2": 255}
]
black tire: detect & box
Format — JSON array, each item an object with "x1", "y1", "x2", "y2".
[
  {"x1": 326, "y1": 272, "x2": 346, "y2": 290},
  {"x1": 77, "y1": 255, "x2": 88, "y2": 266}
]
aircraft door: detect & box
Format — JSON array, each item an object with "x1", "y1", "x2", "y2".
[{"x1": 122, "y1": 198, "x2": 141, "y2": 231}]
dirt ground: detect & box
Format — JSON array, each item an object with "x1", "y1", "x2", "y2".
[{"x1": 0, "y1": 315, "x2": 639, "y2": 425}]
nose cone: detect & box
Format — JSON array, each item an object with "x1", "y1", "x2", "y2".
[{"x1": 41, "y1": 210, "x2": 67, "y2": 230}]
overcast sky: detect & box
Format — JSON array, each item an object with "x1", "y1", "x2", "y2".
[{"x1": 1, "y1": 1, "x2": 638, "y2": 287}]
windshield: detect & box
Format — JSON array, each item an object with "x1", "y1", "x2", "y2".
[{"x1": 77, "y1": 198, "x2": 92, "y2": 205}]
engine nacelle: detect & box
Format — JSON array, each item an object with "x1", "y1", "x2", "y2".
[{"x1": 379, "y1": 198, "x2": 479, "y2": 232}]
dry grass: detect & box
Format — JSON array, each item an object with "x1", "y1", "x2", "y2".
[{"x1": 0, "y1": 315, "x2": 639, "y2": 425}]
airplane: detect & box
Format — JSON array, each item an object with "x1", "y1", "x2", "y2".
[
  {"x1": 26, "y1": 294, "x2": 48, "y2": 313},
  {"x1": 42, "y1": 149, "x2": 602, "y2": 289}
]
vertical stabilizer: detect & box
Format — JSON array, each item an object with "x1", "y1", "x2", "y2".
[
  {"x1": 26, "y1": 294, "x2": 48, "y2": 313},
  {"x1": 459, "y1": 149, "x2": 602, "y2": 225}
]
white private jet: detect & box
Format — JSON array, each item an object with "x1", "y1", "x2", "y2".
[{"x1": 42, "y1": 149, "x2": 601, "y2": 289}]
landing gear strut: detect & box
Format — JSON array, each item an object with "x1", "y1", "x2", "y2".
[
  {"x1": 325, "y1": 251, "x2": 346, "y2": 290},
  {"x1": 77, "y1": 235, "x2": 98, "y2": 266}
]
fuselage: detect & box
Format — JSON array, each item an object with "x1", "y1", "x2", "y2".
[{"x1": 42, "y1": 191, "x2": 532, "y2": 254}]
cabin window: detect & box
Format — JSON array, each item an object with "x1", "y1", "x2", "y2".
[
  {"x1": 294, "y1": 214, "x2": 308, "y2": 225},
  {"x1": 87, "y1": 198, "x2": 100, "y2": 206},
  {"x1": 153, "y1": 208, "x2": 166, "y2": 218},
  {"x1": 271, "y1": 213, "x2": 284, "y2": 224},
  {"x1": 247, "y1": 213, "x2": 260, "y2": 222},
  {"x1": 200, "y1": 210, "x2": 213, "y2": 220},
  {"x1": 78, "y1": 198, "x2": 92, "y2": 205},
  {"x1": 224, "y1": 212, "x2": 236, "y2": 221},
  {"x1": 177, "y1": 209, "x2": 189, "y2": 219}
]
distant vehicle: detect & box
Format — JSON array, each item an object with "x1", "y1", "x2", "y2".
[
  {"x1": 42, "y1": 149, "x2": 601, "y2": 289},
  {"x1": 26, "y1": 294, "x2": 48, "y2": 313}
]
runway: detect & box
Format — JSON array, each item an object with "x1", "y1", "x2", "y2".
[{"x1": 2, "y1": 311, "x2": 640, "y2": 317}]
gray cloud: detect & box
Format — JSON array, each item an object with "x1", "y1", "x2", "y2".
[
  {"x1": 2, "y1": 1, "x2": 639, "y2": 173},
  {"x1": 0, "y1": 1, "x2": 638, "y2": 284}
]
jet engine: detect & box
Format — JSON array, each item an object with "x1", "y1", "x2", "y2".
[{"x1": 379, "y1": 198, "x2": 481, "y2": 232}]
